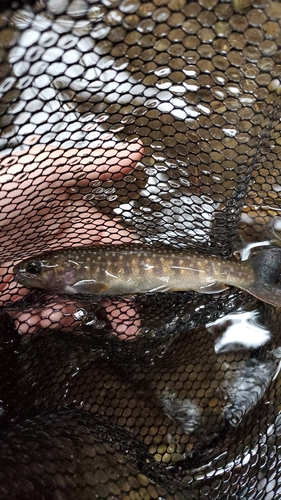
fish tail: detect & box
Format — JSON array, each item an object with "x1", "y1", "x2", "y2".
[{"x1": 242, "y1": 247, "x2": 281, "y2": 307}]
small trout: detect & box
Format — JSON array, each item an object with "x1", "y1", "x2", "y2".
[{"x1": 13, "y1": 244, "x2": 281, "y2": 307}]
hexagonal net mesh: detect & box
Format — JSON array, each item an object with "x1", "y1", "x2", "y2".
[{"x1": 0, "y1": 0, "x2": 281, "y2": 498}]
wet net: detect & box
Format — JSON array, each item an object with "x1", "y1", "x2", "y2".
[{"x1": 0, "y1": 0, "x2": 281, "y2": 498}]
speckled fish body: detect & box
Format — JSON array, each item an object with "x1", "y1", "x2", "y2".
[{"x1": 13, "y1": 244, "x2": 281, "y2": 307}]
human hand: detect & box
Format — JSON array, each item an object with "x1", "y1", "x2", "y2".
[{"x1": 1, "y1": 136, "x2": 143, "y2": 337}]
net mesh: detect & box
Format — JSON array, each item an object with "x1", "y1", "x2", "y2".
[{"x1": 0, "y1": 0, "x2": 281, "y2": 498}]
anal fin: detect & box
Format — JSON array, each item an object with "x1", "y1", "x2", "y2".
[
  {"x1": 147, "y1": 283, "x2": 228, "y2": 294},
  {"x1": 198, "y1": 283, "x2": 229, "y2": 294}
]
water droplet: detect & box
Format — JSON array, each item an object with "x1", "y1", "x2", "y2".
[{"x1": 73, "y1": 308, "x2": 87, "y2": 320}]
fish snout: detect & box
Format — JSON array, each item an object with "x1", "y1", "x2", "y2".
[{"x1": 13, "y1": 259, "x2": 57, "y2": 290}]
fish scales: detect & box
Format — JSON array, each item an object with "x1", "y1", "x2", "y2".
[{"x1": 13, "y1": 244, "x2": 281, "y2": 306}]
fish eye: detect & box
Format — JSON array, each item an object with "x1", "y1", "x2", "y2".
[{"x1": 25, "y1": 260, "x2": 42, "y2": 274}]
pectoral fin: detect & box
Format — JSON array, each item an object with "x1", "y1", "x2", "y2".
[
  {"x1": 242, "y1": 283, "x2": 281, "y2": 307},
  {"x1": 67, "y1": 281, "x2": 110, "y2": 295}
]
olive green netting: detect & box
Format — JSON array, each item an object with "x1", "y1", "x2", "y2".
[{"x1": 0, "y1": 0, "x2": 281, "y2": 498}]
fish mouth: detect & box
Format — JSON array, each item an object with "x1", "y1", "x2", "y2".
[{"x1": 14, "y1": 272, "x2": 44, "y2": 289}]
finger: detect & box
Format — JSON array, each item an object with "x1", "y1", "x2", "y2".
[
  {"x1": 0, "y1": 138, "x2": 144, "y2": 185},
  {"x1": 12, "y1": 298, "x2": 142, "y2": 340},
  {"x1": 102, "y1": 300, "x2": 141, "y2": 340},
  {"x1": 12, "y1": 302, "x2": 81, "y2": 334}
]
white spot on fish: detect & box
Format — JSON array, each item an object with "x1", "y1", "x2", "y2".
[{"x1": 142, "y1": 262, "x2": 154, "y2": 271}]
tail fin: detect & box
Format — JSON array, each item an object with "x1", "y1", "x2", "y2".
[{"x1": 242, "y1": 247, "x2": 281, "y2": 307}]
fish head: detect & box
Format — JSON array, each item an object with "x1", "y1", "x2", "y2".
[{"x1": 13, "y1": 256, "x2": 78, "y2": 291}]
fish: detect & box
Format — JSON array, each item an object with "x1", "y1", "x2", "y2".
[{"x1": 13, "y1": 244, "x2": 281, "y2": 307}]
